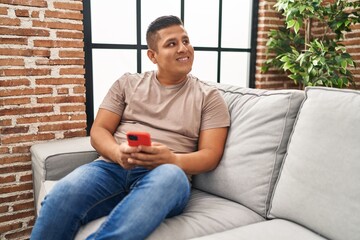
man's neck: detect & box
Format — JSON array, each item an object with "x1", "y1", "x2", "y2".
[{"x1": 156, "y1": 72, "x2": 187, "y2": 86}]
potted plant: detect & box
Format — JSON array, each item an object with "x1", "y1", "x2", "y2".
[{"x1": 261, "y1": 0, "x2": 360, "y2": 88}]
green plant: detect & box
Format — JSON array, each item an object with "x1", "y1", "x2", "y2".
[{"x1": 261, "y1": 0, "x2": 360, "y2": 88}]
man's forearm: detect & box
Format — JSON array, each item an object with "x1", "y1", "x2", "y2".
[
  {"x1": 90, "y1": 126, "x2": 119, "y2": 162},
  {"x1": 174, "y1": 148, "x2": 222, "y2": 175}
]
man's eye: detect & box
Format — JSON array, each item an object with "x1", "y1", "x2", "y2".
[{"x1": 168, "y1": 42, "x2": 175, "y2": 47}]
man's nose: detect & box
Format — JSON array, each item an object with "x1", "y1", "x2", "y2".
[{"x1": 177, "y1": 43, "x2": 188, "y2": 53}]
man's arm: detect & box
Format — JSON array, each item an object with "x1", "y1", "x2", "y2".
[
  {"x1": 175, "y1": 127, "x2": 229, "y2": 175},
  {"x1": 128, "y1": 127, "x2": 229, "y2": 175},
  {"x1": 90, "y1": 108, "x2": 138, "y2": 168}
]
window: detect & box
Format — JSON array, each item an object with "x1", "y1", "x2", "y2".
[{"x1": 83, "y1": 0, "x2": 259, "y2": 132}]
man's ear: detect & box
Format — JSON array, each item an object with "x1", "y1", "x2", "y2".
[{"x1": 147, "y1": 49, "x2": 157, "y2": 64}]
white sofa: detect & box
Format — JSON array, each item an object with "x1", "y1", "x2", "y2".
[{"x1": 31, "y1": 84, "x2": 360, "y2": 240}]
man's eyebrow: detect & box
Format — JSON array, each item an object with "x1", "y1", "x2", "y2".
[
  {"x1": 164, "y1": 37, "x2": 176, "y2": 43},
  {"x1": 164, "y1": 35, "x2": 189, "y2": 42}
]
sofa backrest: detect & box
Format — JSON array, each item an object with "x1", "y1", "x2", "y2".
[
  {"x1": 268, "y1": 87, "x2": 360, "y2": 240},
  {"x1": 193, "y1": 83, "x2": 305, "y2": 217}
]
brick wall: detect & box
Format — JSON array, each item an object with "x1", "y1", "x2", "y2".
[
  {"x1": 0, "y1": 0, "x2": 85, "y2": 239},
  {"x1": 255, "y1": 0, "x2": 360, "y2": 89}
]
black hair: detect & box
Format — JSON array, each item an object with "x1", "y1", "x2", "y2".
[{"x1": 146, "y1": 15, "x2": 183, "y2": 51}]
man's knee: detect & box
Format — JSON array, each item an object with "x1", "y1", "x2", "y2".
[{"x1": 153, "y1": 164, "x2": 190, "y2": 192}]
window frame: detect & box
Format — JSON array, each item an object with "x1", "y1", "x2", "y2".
[{"x1": 83, "y1": 0, "x2": 259, "y2": 134}]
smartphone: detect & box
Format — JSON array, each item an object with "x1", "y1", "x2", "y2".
[{"x1": 126, "y1": 131, "x2": 152, "y2": 147}]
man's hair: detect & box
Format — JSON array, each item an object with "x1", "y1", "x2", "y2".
[{"x1": 146, "y1": 15, "x2": 184, "y2": 51}]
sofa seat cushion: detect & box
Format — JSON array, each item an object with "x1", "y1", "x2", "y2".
[
  {"x1": 38, "y1": 181, "x2": 265, "y2": 240},
  {"x1": 75, "y1": 188, "x2": 264, "y2": 240},
  {"x1": 193, "y1": 84, "x2": 305, "y2": 217},
  {"x1": 38, "y1": 180, "x2": 264, "y2": 240},
  {"x1": 190, "y1": 219, "x2": 327, "y2": 240},
  {"x1": 269, "y1": 87, "x2": 360, "y2": 240},
  {"x1": 146, "y1": 188, "x2": 264, "y2": 240}
]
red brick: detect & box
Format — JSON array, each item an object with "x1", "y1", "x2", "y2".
[
  {"x1": 0, "y1": 0, "x2": 47, "y2": 7},
  {"x1": 19, "y1": 174, "x2": 32, "y2": 182},
  {"x1": 33, "y1": 39, "x2": 83, "y2": 48},
  {"x1": 60, "y1": 105, "x2": 85, "y2": 112},
  {"x1": 0, "y1": 175, "x2": 16, "y2": 184},
  {"x1": 0, "y1": 192, "x2": 33, "y2": 204},
  {"x1": 15, "y1": 9, "x2": 30, "y2": 17},
  {"x1": 0, "y1": 119, "x2": 12, "y2": 126},
  {"x1": 17, "y1": 114, "x2": 71, "y2": 124},
  {"x1": 0, "y1": 58, "x2": 24, "y2": 66},
  {"x1": 0, "y1": 87, "x2": 52, "y2": 97},
  {"x1": 53, "y1": 2, "x2": 83, "y2": 11},
  {"x1": 57, "y1": 88, "x2": 69, "y2": 94},
  {"x1": 57, "y1": 30, "x2": 83, "y2": 39},
  {"x1": 0, "y1": 97, "x2": 31, "y2": 106},
  {"x1": 0, "y1": 182, "x2": 33, "y2": 195},
  {"x1": 69, "y1": 113, "x2": 86, "y2": 121},
  {"x1": 0, "y1": 7, "x2": 8, "y2": 15},
  {"x1": 37, "y1": 95, "x2": 85, "y2": 104},
  {"x1": 36, "y1": 58, "x2": 84, "y2": 65},
  {"x1": 0, "y1": 146, "x2": 10, "y2": 154},
  {"x1": 32, "y1": 20, "x2": 83, "y2": 30},
  {"x1": 0, "y1": 78, "x2": 30, "y2": 87},
  {"x1": 45, "y1": 10, "x2": 83, "y2": 20},
  {"x1": 5, "y1": 227, "x2": 33, "y2": 240},
  {"x1": 59, "y1": 50, "x2": 84, "y2": 58},
  {"x1": 73, "y1": 85, "x2": 85, "y2": 94},
  {"x1": 64, "y1": 129, "x2": 87, "y2": 138},
  {"x1": 59, "y1": 67, "x2": 85, "y2": 75},
  {"x1": 0, "y1": 27, "x2": 50, "y2": 36},
  {"x1": 0, "y1": 68, "x2": 51, "y2": 76},
  {"x1": 0, "y1": 155, "x2": 30, "y2": 164},
  {"x1": 0, "y1": 205, "x2": 9, "y2": 214},
  {"x1": 1, "y1": 133, "x2": 55, "y2": 144},
  {"x1": 12, "y1": 145, "x2": 31, "y2": 153},
  {"x1": 0, "y1": 106, "x2": 53, "y2": 116},
  {"x1": 1, "y1": 126, "x2": 29, "y2": 134},
  {"x1": 13, "y1": 201, "x2": 34, "y2": 211},
  {"x1": 0, "y1": 163, "x2": 31, "y2": 175},
  {"x1": 0, "y1": 37, "x2": 27, "y2": 45},
  {"x1": 38, "y1": 121, "x2": 86, "y2": 132},
  {"x1": 0, "y1": 222, "x2": 22, "y2": 233},
  {"x1": 36, "y1": 77, "x2": 84, "y2": 85},
  {"x1": 0, "y1": 48, "x2": 50, "y2": 57},
  {"x1": 0, "y1": 16, "x2": 21, "y2": 26}
]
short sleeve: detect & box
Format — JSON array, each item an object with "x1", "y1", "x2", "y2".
[
  {"x1": 201, "y1": 88, "x2": 230, "y2": 130},
  {"x1": 99, "y1": 74, "x2": 128, "y2": 116}
]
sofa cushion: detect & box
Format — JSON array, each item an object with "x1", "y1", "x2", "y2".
[
  {"x1": 269, "y1": 87, "x2": 360, "y2": 240},
  {"x1": 71, "y1": 188, "x2": 264, "y2": 240},
  {"x1": 190, "y1": 219, "x2": 327, "y2": 240},
  {"x1": 193, "y1": 84, "x2": 304, "y2": 217}
]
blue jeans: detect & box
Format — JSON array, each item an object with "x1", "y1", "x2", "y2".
[{"x1": 31, "y1": 161, "x2": 191, "y2": 240}]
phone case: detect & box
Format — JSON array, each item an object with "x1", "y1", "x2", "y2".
[{"x1": 126, "y1": 131, "x2": 152, "y2": 147}]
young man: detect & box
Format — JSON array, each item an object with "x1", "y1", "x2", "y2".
[{"x1": 31, "y1": 15, "x2": 230, "y2": 240}]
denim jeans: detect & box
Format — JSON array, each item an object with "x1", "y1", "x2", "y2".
[{"x1": 31, "y1": 160, "x2": 191, "y2": 240}]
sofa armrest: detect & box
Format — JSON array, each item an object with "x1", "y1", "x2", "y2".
[{"x1": 31, "y1": 136, "x2": 99, "y2": 211}]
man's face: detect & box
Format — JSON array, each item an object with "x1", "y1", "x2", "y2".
[{"x1": 149, "y1": 25, "x2": 194, "y2": 83}]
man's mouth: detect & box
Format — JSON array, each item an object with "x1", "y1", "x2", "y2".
[{"x1": 177, "y1": 57, "x2": 189, "y2": 62}]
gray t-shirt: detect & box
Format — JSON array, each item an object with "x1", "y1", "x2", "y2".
[{"x1": 100, "y1": 70, "x2": 230, "y2": 154}]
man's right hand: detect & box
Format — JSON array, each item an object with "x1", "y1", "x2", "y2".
[{"x1": 113, "y1": 142, "x2": 141, "y2": 170}]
